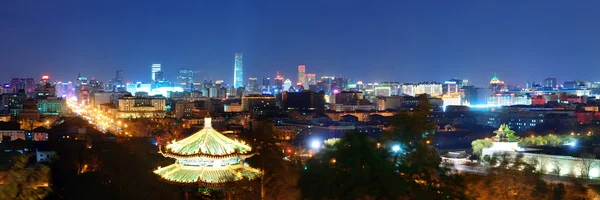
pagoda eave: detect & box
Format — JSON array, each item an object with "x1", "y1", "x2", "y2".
[{"x1": 159, "y1": 146, "x2": 255, "y2": 160}]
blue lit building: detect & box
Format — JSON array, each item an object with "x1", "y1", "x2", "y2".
[{"x1": 233, "y1": 53, "x2": 243, "y2": 88}]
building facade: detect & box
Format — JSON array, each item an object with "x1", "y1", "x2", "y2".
[{"x1": 233, "y1": 53, "x2": 243, "y2": 88}]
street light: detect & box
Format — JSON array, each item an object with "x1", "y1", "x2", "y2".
[{"x1": 310, "y1": 140, "x2": 321, "y2": 149}]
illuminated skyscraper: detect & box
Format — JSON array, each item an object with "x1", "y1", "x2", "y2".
[
  {"x1": 177, "y1": 69, "x2": 195, "y2": 91},
  {"x1": 234, "y1": 53, "x2": 243, "y2": 88},
  {"x1": 298, "y1": 65, "x2": 306, "y2": 86},
  {"x1": 248, "y1": 78, "x2": 258, "y2": 92},
  {"x1": 274, "y1": 72, "x2": 284, "y2": 91},
  {"x1": 262, "y1": 77, "x2": 271, "y2": 89},
  {"x1": 115, "y1": 70, "x2": 124, "y2": 82},
  {"x1": 305, "y1": 74, "x2": 316, "y2": 86},
  {"x1": 283, "y1": 79, "x2": 293, "y2": 91},
  {"x1": 151, "y1": 63, "x2": 161, "y2": 82}
]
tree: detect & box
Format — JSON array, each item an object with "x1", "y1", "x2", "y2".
[
  {"x1": 472, "y1": 139, "x2": 492, "y2": 157},
  {"x1": 382, "y1": 94, "x2": 465, "y2": 199},
  {"x1": 0, "y1": 153, "x2": 52, "y2": 200},
  {"x1": 299, "y1": 131, "x2": 402, "y2": 199},
  {"x1": 552, "y1": 159, "x2": 563, "y2": 177},
  {"x1": 244, "y1": 119, "x2": 300, "y2": 200},
  {"x1": 577, "y1": 153, "x2": 596, "y2": 179},
  {"x1": 464, "y1": 154, "x2": 549, "y2": 200}
]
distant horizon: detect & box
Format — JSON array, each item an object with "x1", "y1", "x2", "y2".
[{"x1": 3, "y1": 1, "x2": 600, "y2": 87}]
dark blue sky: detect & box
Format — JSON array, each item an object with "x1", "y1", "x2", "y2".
[{"x1": 2, "y1": 1, "x2": 600, "y2": 86}]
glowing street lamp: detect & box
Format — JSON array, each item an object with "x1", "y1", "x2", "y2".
[
  {"x1": 310, "y1": 140, "x2": 321, "y2": 149},
  {"x1": 391, "y1": 145, "x2": 400, "y2": 152}
]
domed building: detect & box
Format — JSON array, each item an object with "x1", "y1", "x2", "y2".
[{"x1": 489, "y1": 74, "x2": 507, "y2": 94}]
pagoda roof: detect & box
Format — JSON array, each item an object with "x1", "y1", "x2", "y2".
[
  {"x1": 154, "y1": 163, "x2": 261, "y2": 186},
  {"x1": 163, "y1": 117, "x2": 251, "y2": 156}
]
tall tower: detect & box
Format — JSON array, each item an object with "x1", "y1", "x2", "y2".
[
  {"x1": 234, "y1": 53, "x2": 243, "y2": 88},
  {"x1": 115, "y1": 69, "x2": 124, "y2": 82},
  {"x1": 298, "y1": 65, "x2": 306, "y2": 86},
  {"x1": 151, "y1": 64, "x2": 161, "y2": 82}
]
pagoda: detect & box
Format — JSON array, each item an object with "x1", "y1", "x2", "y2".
[{"x1": 154, "y1": 117, "x2": 261, "y2": 187}]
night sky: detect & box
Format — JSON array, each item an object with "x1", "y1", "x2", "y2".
[{"x1": 2, "y1": 1, "x2": 600, "y2": 86}]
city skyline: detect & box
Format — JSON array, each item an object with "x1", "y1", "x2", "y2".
[{"x1": 3, "y1": 1, "x2": 600, "y2": 86}]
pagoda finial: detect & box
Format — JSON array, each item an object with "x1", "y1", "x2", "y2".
[{"x1": 204, "y1": 116, "x2": 212, "y2": 128}]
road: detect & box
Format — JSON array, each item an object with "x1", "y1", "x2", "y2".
[{"x1": 66, "y1": 98, "x2": 130, "y2": 137}]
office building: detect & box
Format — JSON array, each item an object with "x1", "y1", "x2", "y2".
[
  {"x1": 247, "y1": 78, "x2": 259, "y2": 92},
  {"x1": 281, "y1": 91, "x2": 325, "y2": 112},
  {"x1": 283, "y1": 79, "x2": 293, "y2": 91},
  {"x1": 489, "y1": 74, "x2": 507, "y2": 94},
  {"x1": 241, "y1": 95, "x2": 276, "y2": 112},
  {"x1": 37, "y1": 97, "x2": 67, "y2": 116},
  {"x1": 154, "y1": 71, "x2": 164, "y2": 82},
  {"x1": 403, "y1": 82, "x2": 442, "y2": 97},
  {"x1": 305, "y1": 74, "x2": 316, "y2": 87},
  {"x1": 151, "y1": 64, "x2": 161, "y2": 82},
  {"x1": 274, "y1": 73, "x2": 284, "y2": 92},
  {"x1": 117, "y1": 95, "x2": 166, "y2": 118},
  {"x1": 10, "y1": 78, "x2": 35, "y2": 97},
  {"x1": 298, "y1": 65, "x2": 306, "y2": 86},
  {"x1": 178, "y1": 69, "x2": 195, "y2": 91},
  {"x1": 543, "y1": 77, "x2": 557, "y2": 89},
  {"x1": 233, "y1": 53, "x2": 243, "y2": 88},
  {"x1": 262, "y1": 78, "x2": 271, "y2": 90}
]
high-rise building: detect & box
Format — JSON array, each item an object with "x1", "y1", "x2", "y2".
[
  {"x1": 298, "y1": 65, "x2": 306, "y2": 86},
  {"x1": 151, "y1": 64, "x2": 161, "y2": 82},
  {"x1": 115, "y1": 70, "x2": 124, "y2": 82},
  {"x1": 178, "y1": 69, "x2": 195, "y2": 91},
  {"x1": 283, "y1": 79, "x2": 293, "y2": 91},
  {"x1": 10, "y1": 78, "x2": 35, "y2": 97},
  {"x1": 305, "y1": 74, "x2": 316, "y2": 86},
  {"x1": 489, "y1": 74, "x2": 507, "y2": 94},
  {"x1": 40, "y1": 76, "x2": 50, "y2": 85},
  {"x1": 154, "y1": 71, "x2": 164, "y2": 82},
  {"x1": 543, "y1": 77, "x2": 557, "y2": 89},
  {"x1": 262, "y1": 78, "x2": 271, "y2": 90},
  {"x1": 248, "y1": 78, "x2": 258, "y2": 92},
  {"x1": 234, "y1": 53, "x2": 243, "y2": 88},
  {"x1": 274, "y1": 72, "x2": 284, "y2": 91}
]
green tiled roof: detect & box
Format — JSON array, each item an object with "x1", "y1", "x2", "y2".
[
  {"x1": 154, "y1": 163, "x2": 261, "y2": 184},
  {"x1": 164, "y1": 118, "x2": 251, "y2": 156}
]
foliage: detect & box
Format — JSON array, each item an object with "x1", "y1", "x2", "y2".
[
  {"x1": 384, "y1": 94, "x2": 436, "y2": 144},
  {"x1": 244, "y1": 119, "x2": 300, "y2": 200},
  {"x1": 519, "y1": 134, "x2": 574, "y2": 147},
  {"x1": 471, "y1": 139, "x2": 493, "y2": 157},
  {"x1": 299, "y1": 131, "x2": 402, "y2": 199},
  {"x1": 576, "y1": 153, "x2": 596, "y2": 179},
  {"x1": 0, "y1": 153, "x2": 52, "y2": 200}
]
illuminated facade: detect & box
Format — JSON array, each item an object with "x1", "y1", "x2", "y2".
[
  {"x1": 234, "y1": 53, "x2": 243, "y2": 88},
  {"x1": 241, "y1": 95, "x2": 276, "y2": 112},
  {"x1": 178, "y1": 69, "x2": 195, "y2": 91},
  {"x1": 37, "y1": 97, "x2": 67, "y2": 116},
  {"x1": 401, "y1": 83, "x2": 442, "y2": 97},
  {"x1": 283, "y1": 79, "x2": 292, "y2": 91},
  {"x1": 489, "y1": 74, "x2": 507, "y2": 94},
  {"x1": 152, "y1": 64, "x2": 161, "y2": 82},
  {"x1": 117, "y1": 96, "x2": 166, "y2": 118},
  {"x1": 298, "y1": 65, "x2": 306, "y2": 86},
  {"x1": 481, "y1": 125, "x2": 600, "y2": 179},
  {"x1": 154, "y1": 117, "x2": 261, "y2": 186},
  {"x1": 487, "y1": 94, "x2": 531, "y2": 106},
  {"x1": 305, "y1": 74, "x2": 316, "y2": 86}
]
